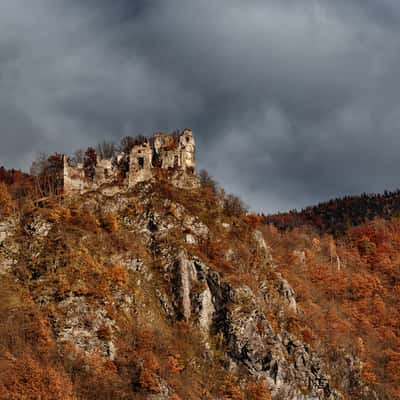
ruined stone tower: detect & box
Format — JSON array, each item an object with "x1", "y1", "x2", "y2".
[
  {"x1": 63, "y1": 156, "x2": 85, "y2": 193},
  {"x1": 128, "y1": 140, "x2": 153, "y2": 187},
  {"x1": 62, "y1": 129, "x2": 197, "y2": 194},
  {"x1": 152, "y1": 129, "x2": 195, "y2": 172},
  {"x1": 179, "y1": 129, "x2": 196, "y2": 173}
]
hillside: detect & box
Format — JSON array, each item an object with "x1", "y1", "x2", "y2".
[
  {"x1": 1, "y1": 158, "x2": 399, "y2": 398},
  {"x1": 262, "y1": 219, "x2": 400, "y2": 400}
]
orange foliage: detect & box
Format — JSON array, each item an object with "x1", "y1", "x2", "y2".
[
  {"x1": 139, "y1": 352, "x2": 161, "y2": 393},
  {"x1": 301, "y1": 327, "x2": 316, "y2": 345},
  {"x1": 105, "y1": 264, "x2": 128, "y2": 287},
  {"x1": 245, "y1": 380, "x2": 272, "y2": 400},
  {"x1": 219, "y1": 377, "x2": 244, "y2": 400},
  {"x1": 166, "y1": 355, "x2": 184, "y2": 375},
  {"x1": 0, "y1": 182, "x2": 14, "y2": 218},
  {"x1": 100, "y1": 213, "x2": 119, "y2": 233},
  {"x1": 0, "y1": 352, "x2": 74, "y2": 400},
  {"x1": 0, "y1": 166, "x2": 36, "y2": 205},
  {"x1": 169, "y1": 394, "x2": 183, "y2": 400}
]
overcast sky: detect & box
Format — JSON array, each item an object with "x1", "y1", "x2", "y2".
[{"x1": 1, "y1": 1, "x2": 400, "y2": 212}]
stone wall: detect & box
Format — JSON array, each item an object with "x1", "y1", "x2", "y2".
[
  {"x1": 94, "y1": 158, "x2": 115, "y2": 186},
  {"x1": 63, "y1": 156, "x2": 86, "y2": 193}
]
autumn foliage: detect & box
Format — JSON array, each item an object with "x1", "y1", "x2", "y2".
[
  {"x1": 0, "y1": 183, "x2": 14, "y2": 218},
  {"x1": 0, "y1": 166, "x2": 36, "y2": 206}
]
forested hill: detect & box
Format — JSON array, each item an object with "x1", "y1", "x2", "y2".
[{"x1": 263, "y1": 189, "x2": 400, "y2": 234}]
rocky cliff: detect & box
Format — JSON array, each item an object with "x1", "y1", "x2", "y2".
[{"x1": 0, "y1": 180, "x2": 377, "y2": 400}]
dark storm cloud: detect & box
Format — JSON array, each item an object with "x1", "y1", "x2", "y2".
[{"x1": 1, "y1": 0, "x2": 400, "y2": 212}]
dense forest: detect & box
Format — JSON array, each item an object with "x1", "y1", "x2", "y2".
[{"x1": 262, "y1": 190, "x2": 400, "y2": 235}]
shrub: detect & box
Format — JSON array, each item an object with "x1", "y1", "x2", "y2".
[
  {"x1": 223, "y1": 194, "x2": 248, "y2": 217},
  {"x1": 198, "y1": 169, "x2": 218, "y2": 193},
  {"x1": 84, "y1": 147, "x2": 97, "y2": 180},
  {"x1": 139, "y1": 352, "x2": 161, "y2": 393},
  {"x1": 105, "y1": 264, "x2": 128, "y2": 287},
  {"x1": 100, "y1": 213, "x2": 119, "y2": 233},
  {"x1": 0, "y1": 183, "x2": 14, "y2": 218},
  {"x1": 245, "y1": 380, "x2": 272, "y2": 400}
]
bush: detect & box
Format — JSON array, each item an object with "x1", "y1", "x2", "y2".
[
  {"x1": 199, "y1": 169, "x2": 218, "y2": 193},
  {"x1": 100, "y1": 213, "x2": 119, "y2": 233},
  {"x1": 245, "y1": 380, "x2": 272, "y2": 400},
  {"x1": 0, "y1": 183, "x2": 14, "y2": 218},
  {"x1": 139, "y1": 352, "x2": 161, "y2": 393},
  {"x1": 223, "y1": 194, "x2": 248, "y2": 217},
  {"x1": 84, "y1": 147, "x2": 97, "y2": 180}
]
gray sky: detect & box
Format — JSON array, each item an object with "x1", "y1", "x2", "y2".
[{"x1": 1, "y1": 0, "x2": 400, "y2": 212}]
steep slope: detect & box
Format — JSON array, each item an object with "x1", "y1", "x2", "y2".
[{"x1": 0, "y1": 180, "x2": 378, "y2": 399}]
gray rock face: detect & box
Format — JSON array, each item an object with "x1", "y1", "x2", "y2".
[
  {"x1": 216, "y1": 286, "x2": 340, "y2": 400},
  {"x1": 277, "y1": 273, "x2": 298, "y2": 313},
  {"x1": 170, "y1": 252, "x2": 216, "y2": 335},
  {"x1": 56, "y1": 295, "x2": 119, "y2": 359},
  {"x1": 168, "y1": 251, "x2": 342, "y2": 400},
  {"x1": 173, "y1": 251, "x2": 198, "y2": 321},
  {"x1": 0, "y1": 218, "x2": 18, "y2": 274},
  {"x1": 253, "y1": 230, "x2": 273, "y2": 268},
  {"x1": 0, "y1": 222, "x2": 10, "y2": 244}
]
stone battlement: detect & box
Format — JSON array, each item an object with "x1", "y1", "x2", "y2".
[{"x1": 63, "y1": 129, "x2": 197, "y2": 193}]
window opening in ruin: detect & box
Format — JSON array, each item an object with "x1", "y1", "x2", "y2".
[
  {"x1": 186, "y1": 137, "x2": 190, "y2": 142},
  {"x1": 174, "y1": 155, "x2": 179, "y2": 168},
  {"x1": 104, "y1": 169, "x2": 109, "y2": 177},
  {"x1": 138, "y1": 157, "x2": 144, "y2": 169}
]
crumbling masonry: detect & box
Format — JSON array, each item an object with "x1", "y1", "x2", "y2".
[{"x1": 63, "y1": 129, "x2": 197, "y2": 193}]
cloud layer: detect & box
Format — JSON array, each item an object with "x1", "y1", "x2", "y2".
[{"x1": 1, "y1": 0, "x2": 400, "y2": 212}]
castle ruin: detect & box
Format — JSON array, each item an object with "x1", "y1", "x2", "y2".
[{"x1": 63, "y1": 129, "x2": 198, "y2": 193}]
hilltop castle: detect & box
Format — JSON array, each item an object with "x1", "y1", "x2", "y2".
[{"x1": 63, "y1": 129, "x2": 198, "y2": 193}]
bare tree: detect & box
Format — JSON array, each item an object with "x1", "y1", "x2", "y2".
[
  {"x1": 223, "y1": 193, "x2": 248, "y2": 217},
  {"x1": 84, "y1": 147, "x2": 97, "y2": 180},
  {"x1": 30, "y1": 152, "x2": 49, "y2": 176},
  {"x1": 73, "y1": 149, "x2": 85, "y2": 164},
  {"x1": 198, "y1": 169, "x2": 218, "y2": 193},
  {"x1": 119, "y1": 135, "x2": 147, "y2": 154},
  {"x1": 96, "y1": 141, "x2": 116, "y2": 160},
  {"x1": 30, "y1": 153, "x2": 64, "y2": 196}
]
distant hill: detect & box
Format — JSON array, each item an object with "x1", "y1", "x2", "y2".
[{"x1": 263, "y1": 190, "x2": 400, "y2": 234}]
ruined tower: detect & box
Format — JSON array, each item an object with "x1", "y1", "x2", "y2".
[
  {"x1": 153, "y1": 129, "x2": 195, "y2": 172},
  {"x1": 128, "y1": 140, "x2": 153, "y2": 187},
  {"x1": 63, "y1": 155, "x2": 85, "y2": 193},
  {"x1": 179, "y1": 129, "x2": 195, "y2": 173},
  {"x1": 153, "y1": 133, "x2": 180, "y2": 169}
]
